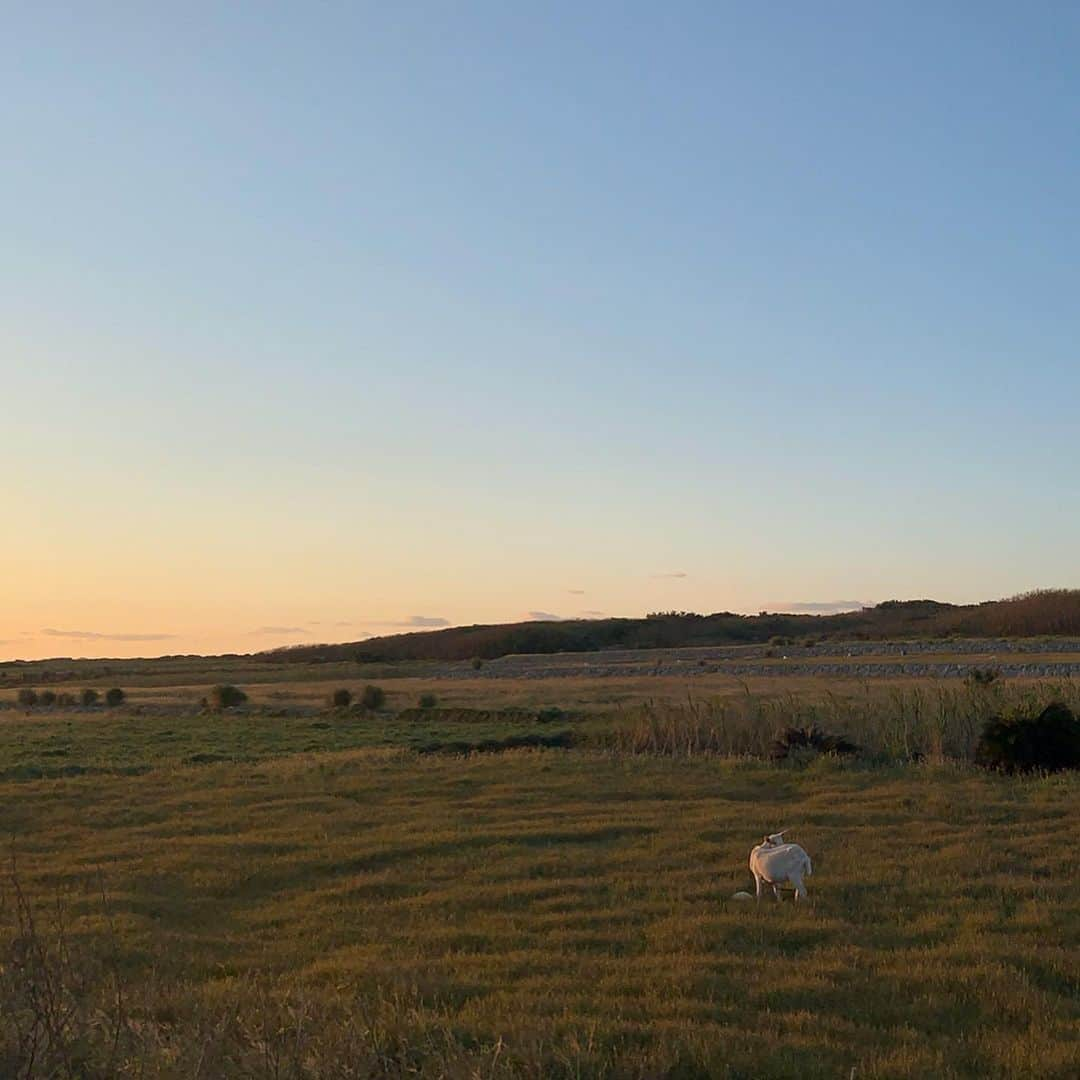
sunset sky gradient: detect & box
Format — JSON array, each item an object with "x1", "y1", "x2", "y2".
[{"x1": 5, "y1": 3, "x2": 1080, "y2": 659}]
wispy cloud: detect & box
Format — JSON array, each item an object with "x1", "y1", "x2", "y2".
[
  {"x1": 526, "y1": 610, "x2": 563, "y2": 621},
  {"x1": 567, "y1": 588, "x2": 586, "y2": 595},
  {"x1": 250, "y1": 626, "x2": 309, "y2": 635},
  {"x1": 581, "y1": 610, "x2": 606, "y2": 618},
  {"x1": 41, "y1": 628, "x2": 178, "y2": 642},
  {"x1": 651, "y1": 571, "x2": 688, "y2": 579},
  {"x1": 768, "y1": 601, "x2": 869, "y2": 614},
  {"x1": 335, "y1": 620, "x2": 353, "y2": 627},
  {"x1": 349, "y1": 615, "x2": 451, "y2": 630}
]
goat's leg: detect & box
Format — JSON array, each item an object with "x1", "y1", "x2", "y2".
[
  {"x1": 754, "y1": 873, "x2": 763, "y2": 902},
  {"x1": 792, "y1": 876, "x2": 806, "y2": 902},
  {"x1": 772, "y1": 883, "x2": 780, "y2": 901}
]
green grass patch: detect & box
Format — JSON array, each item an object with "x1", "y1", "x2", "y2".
[{"x1": 1, "y1": 751, "x2": 1077, "y2": 1077}]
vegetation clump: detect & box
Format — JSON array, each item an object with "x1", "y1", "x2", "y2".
[
  {"x1": 769, "y1": 725, "x2": 859, "y2": 762},
  {"x1": 16, "y1": 689, "x2": 37, "y2": 707},
  {"x1": 358, "y1": 685, "x2": 386, "y2": 711},
  {"x1": 81, "y1": 688, "x2": 99, "y2": 707},
  {"x1": 974, "y1": 701, "x2": 1080, "y2": 774},
  {"x1": 418, "y1": 693, "x2": 438, "y2": 709},
  {"x1": 209, "y1": 684, "x2": 248, "y2": 710},
  {"x1": 38, "y1": 691, "x2": 57, "y2": 707},
  {"x1": 966, "y1": 666, "x2": 1001, "y2": 687},
  {"x1": 105, "y1": 688, "x2": 125, "y2": 707},
  {"x1": 329, "y1": 688, "x2": 353, "y2": 709}
]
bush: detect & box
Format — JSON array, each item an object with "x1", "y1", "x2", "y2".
[
  {"x1": 16, "y1": 689, "x2": 37, "y2": 707},
  {"x1": 966, "y1": 666, "x2": 1000, "y2": 687},
  {"x1": 329, "y1": 688, "x2": 352, "y2": 708},
  {"x1": 974, "y1": 701, "x2": 1080, "y2": 774},
  {"x1": 209, "y1": 685, "x2": 248, "y2": 710},
  {"x1": 471, "y1": 658, "x2": 484, "y2": 671},
  {"x1": 418, "y1": 693, "x2": 438, "y2": 709},
  {"x1": 57, "y1": 692, "x2": 76, "y2": 706},
  {"x1": 770, "y1": 725, "x2": 860, "y2": 762},
  {"x1": 537, "y1": 707, "x2": 566, "y2": 723},
  {"x1": 104, "y1": 688, "x2": 125, "y2": 707},
  {"x1": 359, "y1": 685, "x2": 386, "y2": 711},
  {"x1": 38, "y1": 690, "x2": 57, "y2": 707},
  {"x1": 769, "y1": 636, "x2": 794, "y2": 647},
  {"x1": 81, "y1": 688, "x2": 99, "y2": 707}
]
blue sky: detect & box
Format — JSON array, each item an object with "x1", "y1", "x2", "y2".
[{"x1": 4, "y1": 3, "x2": 1078, "y2": 657}]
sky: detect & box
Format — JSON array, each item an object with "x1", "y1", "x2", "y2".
[{"x1": 4, "y1": 3, "x2": 1079, "y2": 659}]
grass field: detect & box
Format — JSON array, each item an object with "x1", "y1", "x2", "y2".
[{"x1": 1, "y1": 661, "x2": 1078, "y2": 1077}]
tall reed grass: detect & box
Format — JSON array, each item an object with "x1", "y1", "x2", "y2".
[{"x1": 605, "y1": 680, "x2": 1080, "y2": 762}]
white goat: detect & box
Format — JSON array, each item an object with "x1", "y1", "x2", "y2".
[{"x1": 748, "y1": 831, "x2": 812, "y2": 901}]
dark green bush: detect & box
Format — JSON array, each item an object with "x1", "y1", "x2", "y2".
[
  {"x1": 359, "y1": 685, "x2": 386, "y2": 711},
  {"x1": 38, "y1": 690, "x2": 57, "y2": 707},
  {"x1": 329, "y1": 688, "x2": 352, "y2": 708},
  {"x1": 16, "y1": 689, "x2": 37, "y2": 707},
  {"x1": 770, "y1": 725, "x2": 859, "y2": 762},
  {"x1": 81, "y1": 688, "x2": 99, "y2": 707},
  {"x1": 966, "y1": 667, "x2": 1000, "y2": 687},
  {"x1": 418, "y1": 693, "x2": 438, "y2": 709},
  {"x1": 536, "y1": 707, "x2": 566, "y2": 723},
  {"x1": 105, "y1": 688, "x2": 126, "y2": 707},
  {"x1": 57, "y1": 692, "x2": 76, "y2": 706},
  {"x1": 975, "y1": 701, "x2": 1080, "y2": 774},
  {"x1": 209, "y1": 685, "x2": 248, "y2": 709},
  {"x1": 471, "y1": 657, "x2": 484, "y2": 671}
]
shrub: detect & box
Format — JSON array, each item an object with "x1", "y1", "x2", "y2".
[
  {"x1": 57, "y1": 692, "x2": 76, "y2": 706},
  {"x1": 359, "y1": 685, "x2": 386, "y2": 711},
  {"x1": 209, "y1": 685, "x2": 248, "y2": 709},
  {"x1": 966, "y1": 666, "x2": 1000, "y2": 687},
  {"x1": 105, "y1": 688, "x2": 125, "y2": 707},
  {"x1": 38, "y1": 690, "x2": 57, "y2": 707},
  {"x1": 974, "y1": 701, "x2": 1080, "y2": 774},
  {"x1": 537, "y1": 707, "x2": 566, "y2": 723},
  {"x1": 471, "y1": 658, "x2": 484, "y2": 671},
  {"x1": 16, "y1": 689, "x2": 37, "y2": 707},
  {"x1": 418, "y1": 693, "x2": 438, "y2": 709},
  {"x1": 769, "y1": 635, "x2": 794, "y2": 647},
  {"x1": 770, "y1": 725, "x2": 860, "y2": 762},
  {"x1": 329, "y1": 688, "x2": 352, "y2": 708},
  {"x1": 81, "y1": 688, "x2": 100, "y2": 707}
]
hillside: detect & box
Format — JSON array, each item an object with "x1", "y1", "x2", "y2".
[{"x1": 261, "y1": 590, "x2": 1080, "y2": 664}]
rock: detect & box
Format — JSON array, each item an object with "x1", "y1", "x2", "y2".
[{"x1": 731, "y1": 891, "x2": 754, "y2": 901}]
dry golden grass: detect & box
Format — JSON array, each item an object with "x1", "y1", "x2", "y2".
[{"x1": 2, "y1": 748, "x2": 1078, "y2": 1077}]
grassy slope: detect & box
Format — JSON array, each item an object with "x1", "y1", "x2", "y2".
[{"x1": 3, "y1": 750, "x2": 1078, "y2": 1077}]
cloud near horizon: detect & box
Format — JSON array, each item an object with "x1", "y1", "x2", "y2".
[
  {"x1": 567, "y1": 588, "x2": 585, "y2": 595},
  {"x1": 768, "y1": 600, "x2": 870, "y2": 614},
  {"x1": 651, "y1": 571, "x2": 688, "y2": 579},
  {"x1": 349, "y1": 615, "x2": 450, "y2": 629},
  {"x1": 250, "y1": 626, "x2": 309, "y2": 635},
  {"x1": 41, "y1": 628, "x2": 178, "y2": 642},
  {"x1": 526, "y1": 610, "x2": 563, "y2": 621},
  {"x1": 581, "y1": 610, "x2": 606, "y2": 618}
]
